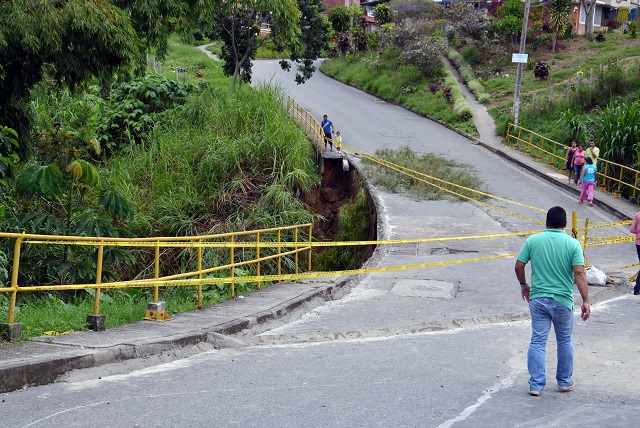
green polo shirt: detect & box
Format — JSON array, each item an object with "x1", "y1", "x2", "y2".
[{"x1": 516, "y1": 229, "x2": 584, "y2": 310}]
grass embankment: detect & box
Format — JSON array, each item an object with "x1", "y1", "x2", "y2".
[
  {"x1": 1, "y1": 39, "x2": 319, "y2": 339},
  {"x1": 320, "y1": 49, "x2": 478, "y2": 137}
]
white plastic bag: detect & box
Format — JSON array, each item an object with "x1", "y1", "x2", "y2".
[{"x1": 585, "y1": 266, "x2": 607, "y2": 286}]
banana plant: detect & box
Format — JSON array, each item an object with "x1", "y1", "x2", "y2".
[{"x1": 15, "y1": 152, "x2": 135, "y2": 285}]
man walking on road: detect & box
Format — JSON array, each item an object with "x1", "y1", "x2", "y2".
[
  {"x1": 514, "y1": 206, "x2": 590, "y2": 396},
  {"x1": 321, "y1": 114, "x2": 334, "y2": 151}
]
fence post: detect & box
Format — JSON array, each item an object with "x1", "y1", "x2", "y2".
[
  {"x1": 154, "y1": 241, "x2": 160, "y2": 303},
  {"x1": 86, "y1": 243, "x2": 106, "y2": 331},
  {"x1": 294, "y1": 228, "x2": 299, "y2": 275},
  {"x1": 197, "y1": 241, "x2": 203, "y2": 309},
  {"x1": 230, "y1": 235, "x2": 235, "y2": 299},
  {"x1": 7, "y1": 233, "x2": 24, "y2": 325},
  {"x1": 0, "y1": 235, "x2": 24, "y2": 340},
  {"x1": 308, "y1": 224, "x2": 313, "y2": 271},
  {"x1": 277, "y1": 229, "x2": 282, "y2": 282},
  {"x1": 548, "y1": 85, "x2": 553, "y2": 109},
  {"x1": 256, "y1": 232, "x2": 261, "y2": 290}
]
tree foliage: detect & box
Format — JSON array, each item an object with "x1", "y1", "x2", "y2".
[
  {"x1": 388, "y1": 20, "x2": 445, "y2": 77},
  {"x1": 388, "y1": 0, "x2": 442, "y2": 22},
  {"x1": 0, "y1": 0, "x2": 143, "y2": 152},
  {"x1": 279, "y1": 0, "x2": 331, "y2": 85},
  {"x1": 549, "y1": 0, "x2": 571, "y2": 52},
  {"x1": 493, "y1": 0, "x2": 524, "y2": 45},
  {"x1": 373, "y1": 4, "x2": 393, "y2": 26},
  {"x1": 207, "y1": 0, "x2": 300, "y2": 91}
]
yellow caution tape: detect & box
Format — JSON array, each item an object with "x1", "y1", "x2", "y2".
[{"x1": 43, "y1": 330, "x2": 72, "y2": 336}]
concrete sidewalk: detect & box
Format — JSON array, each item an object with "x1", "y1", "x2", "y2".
[{"x1": 2, "y1": 78, "x2": 638, "y2": 394}]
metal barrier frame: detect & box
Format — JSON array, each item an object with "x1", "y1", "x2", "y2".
[
  {"x1": 0, "y1": 224, "x2": 313, "y2": 324},
  {"x1": 506, "y1": 123, "x2": 640, "y2": 200}
]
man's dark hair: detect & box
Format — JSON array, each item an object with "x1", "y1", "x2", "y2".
[{"x1": 547, "y1": 206, "x2": 567, "y2": 228}]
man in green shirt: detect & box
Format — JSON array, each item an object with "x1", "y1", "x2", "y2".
[
  {"x1": 515, "y1": 206, "x2": 590, "y2": 396},
  {"x1": 585, "y1": 139, "x2": 600, "y2": 166}
]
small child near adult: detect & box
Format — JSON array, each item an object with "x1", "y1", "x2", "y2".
[
  {"x1": 335, "y1": 131, "x2": 342, "y2": 152},
  {"x1": 578, "y1": 157, "x2": 597, "y2": 207}
]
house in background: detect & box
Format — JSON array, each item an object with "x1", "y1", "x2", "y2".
[{"x1": 570, "y1": 0, "x2": 639, "y2": 35}]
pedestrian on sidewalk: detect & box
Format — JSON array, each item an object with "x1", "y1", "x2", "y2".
[
  {"x1": 321, "y1": 114, "x2": 334, "y2": 151},
  {"x1": 586, "y1": 139, "x2": 600, "y2": 166},
  {"x1": 564, "y1": 140, "x2": 577, "y2": 184},
  {"x1": 515, "y1": 206, "x2": 590, "y2": 397},
  {"x1": 578, "y1": 157, "x2": 597, "y2": 207},
  {"x1": 335, "y1": 131, "x2": 342, "y2": 152},
  {"x1": 571, "y1": 144, "x2": 586, "y2": 185},
  {"x1": 629, "y1": 211, "x2": 640, "y2": 295}
]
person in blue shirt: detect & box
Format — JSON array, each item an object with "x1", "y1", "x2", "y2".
[
  {"x1": 321, "y1": 114, "x2": 334, "y2": 151},
  {"x1": 578, "y1": 157, "x2": 597, "y2": 207}
]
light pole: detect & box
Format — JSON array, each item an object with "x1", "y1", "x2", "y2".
[{"x1": 512, "y1": 0, "x2": 532, "y2": 127}]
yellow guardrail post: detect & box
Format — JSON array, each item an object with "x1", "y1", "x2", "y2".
[
  {"x1": 256, "y1": 232, "x2": 261, "y2": 290},
  {"x1": 308, "y1": 224, "x2": 313, "y2": 271},
  {"x1": 277, "y1": 229, "x2": 282, "y2": 282},
  {"x1": 294, "y1": 227, "x2": 299, "y2": 275},
  {"x1": 154, "y1": 240, "x2": 160, "y2": 303},
  {"x1": 230, "y1": 235, "x2": 235, "y2": 299},
  {"x1": 7, "y1": 233, "x2": 24, "y2": 324},
  {"x1": 86, "y1": 242, "x2": 106, "y2": 331},
  {"x1": 572, "y1": 211, "x2": 578, "y2": 239},
  {"x1": 197, "y1": 240, "x2": 203, "y2": 309},
  {"x1": 94, "y1": 243, "x2": 103, "y2": 315},
  {"x1": 582, "y1": 218, "x2": 590, "y2": 267},
  {"x1": 1, "y1": 233, "x2": 24, "y2": 340}
]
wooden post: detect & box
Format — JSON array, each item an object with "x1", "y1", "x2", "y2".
[
  {"x1": 531, "y1": 93, "x2": 536, "y2": 110},
  {"x1": 548, "y1": 85, "x2": 553, "y2": 109},
  {"x1": 589, "y1": 67, "x2": 594, "y2": 103},
  {"x1": 577, "y1": 72, "x2": 583, "y2": 104},
  {"x1": 567, "y1": 76, "x2": 572, "y2": 104}
]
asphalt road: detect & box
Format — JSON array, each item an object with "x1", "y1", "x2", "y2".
[{"x1": 2, "y1": 61, "x2": 639, "y2": 427}]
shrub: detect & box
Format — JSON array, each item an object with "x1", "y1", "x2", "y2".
[
  {"x1": 97, "y1": 75, "x2": 194, "y2": 154},
  {"x1": 462, "y1": 45, "x2": 481, "y2": 65},
  {"x1": 534, "y1": 61, "x2": 550, "y2": 80}
]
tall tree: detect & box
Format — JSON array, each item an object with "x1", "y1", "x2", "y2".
[
  {"x1": 549, "y1": 0, "x2": 571, "y2": 52},
  {"x1": 580, "y1": 0, "x2": 597, "y2": 36},
  {"x1": 279, "y1": 0, "x2": 331, "y2": 85},
  {"x1": 0, "y1": 0, "x2": 142, "y2": 152},
  {"x1": 112, "y1": 0, "x2": 190, "y2": 59},
  {"x1": 207, "y1": 0, "x2": 300, "y2": 91}
]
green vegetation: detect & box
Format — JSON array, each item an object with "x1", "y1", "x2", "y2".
[
  {"x1": 321, "y1": 50, "x2": 477, "y2": 136},
  {"x1": 1, "y1": 37, "x2": 324, "y2": 339},
  {"x1": 362, "y1": 146, "x2": 487, "y2": 202}
]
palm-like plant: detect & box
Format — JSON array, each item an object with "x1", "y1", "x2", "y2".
[{"x1": 549, "y1": 0, "x2": 571, "y2": 52}]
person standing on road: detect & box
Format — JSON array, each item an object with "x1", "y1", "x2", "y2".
[
  {"x1": 321, "y1": 114, "x2": 335, "y2": 151},
  {"x1": 571, "y1": 144, "x2": 586, "y2": 185},
  {"x1": 578, "y1": 157, "x2": 597, "y2": 207},
  {"x1": 585, "y1": 139, "x2": 600, "y2": 166},
  {"x1": 629, "y1": 211, "x2": 640, "y2": 295},
  {"x1": 564, "y1": 140, "x2": 577, "y2": 185},
  {"x1": 515, "y1": 206, "x2": 590, "y2": 397}
]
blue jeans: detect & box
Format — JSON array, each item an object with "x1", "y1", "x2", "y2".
[
  {"x1": 528, "y1": 297, "x2": 574, "y2": 392},
  {"x1": 573, "y1": 165, "x2": 583, "y2": 184}
]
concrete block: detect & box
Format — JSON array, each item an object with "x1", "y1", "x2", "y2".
[
  {"x1": 86, "y1": 315, "x2": 106, "y2": 331},
  {"x1": 0, "y1": 323, "x2": 22, "y2": 341},
  {"x1": 146, "y1": 301, "x2": 166, "y2": 312}
]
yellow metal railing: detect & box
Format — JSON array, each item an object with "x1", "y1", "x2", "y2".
[
  {"x1": 287, "y1": 96, "x2": 326, "y2": 151},
  {"x1": 506, "y1": 123, "x2": 640, "y2": 200},
  {"x1": 0, "y1": 224, "x2": 313, "y2": 324}
]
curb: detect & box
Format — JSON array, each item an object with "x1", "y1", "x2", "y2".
[{"x1": 0, "y1": 276, "x2": 356, "y2": 393}]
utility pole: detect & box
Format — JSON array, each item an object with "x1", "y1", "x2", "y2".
[{"x1": 512, "y1": 0, "x2": 532, "y2": 127}]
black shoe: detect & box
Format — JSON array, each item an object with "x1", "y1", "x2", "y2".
[{"x1": 634, "y1": 291, "x2": 639, "y2": 295}]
